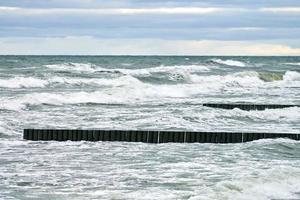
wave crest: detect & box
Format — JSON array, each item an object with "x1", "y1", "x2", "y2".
[
  {"x1": 45, "y1": 63, "x2": 97, "y2": 72},
  {"x1": 211, "y1": 59, "x2": 246, "y2": 67},
  {"x1": 45, "y1": 63, "x2": 210, "y2": 75},
  {"x1": 0, "y1": 77, "x2": 48, "y2": 88},
  {"x1": 0, "y1": 71, "x2": 299, "y2": 89}
]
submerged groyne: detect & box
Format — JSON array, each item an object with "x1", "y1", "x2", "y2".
[{"x1": 23, "y1": 129, "x2": 300, "y2": 143}]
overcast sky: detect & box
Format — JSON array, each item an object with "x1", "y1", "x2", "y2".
[{"x1": 1, "y1": 0, "x2": 300, "y2": 55}]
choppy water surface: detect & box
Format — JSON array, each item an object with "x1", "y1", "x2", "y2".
[{"x1": 0, "y1": 56, "x2": 300, "y2": 199}]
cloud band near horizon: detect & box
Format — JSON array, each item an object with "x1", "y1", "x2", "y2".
[{"x1": 0, "y1": 0, "x2": 300, "y2": 55}]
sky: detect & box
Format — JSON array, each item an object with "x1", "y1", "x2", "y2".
[{"x1": 0, "y1": 0, "x2": 300, "y2": 55}]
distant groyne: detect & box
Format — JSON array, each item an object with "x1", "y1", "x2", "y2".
[{"x1": 202, "y1": 103, "x2": 298, "y2": 111}]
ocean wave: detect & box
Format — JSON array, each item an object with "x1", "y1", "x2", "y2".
[
  {"x1": 233, "y1": 71, "x2": 298, "y2": 82},
  {"x1": 0, "y1": 70, "x2": 300, "y2": 91},
  {"x1": 190, "y1": 71, "x2": 263, "y2": 87},
  {"x1": 0, "y1": 84, "x2": 196, "y2": 111},
  {"x1": 231, "y1": 107, "x2": 300, "y2": 122},
  {"x1": 1, "y1": 71, "x2": 299, "y2": 111},
  {"x1": 211, "y1": 59, "x2": 246, "y2": 67},
  {"x1": 284, "y1": 62, "x2": 300, "y2": 66},
  {"x1": 113, "y1": 65, "x2": 210, "y2": 76},
  {"x1": 146, "y1": 65, "x2": 210, "y2": 73},
  {"x1": 0, "y1": 70, "x2": 299, "y2": 89},
  {"x1": 45, "y1": 62, "x2": 210, "y2": 75},
  {"x1": 189, "y1": 70, "x2": 300, "y2": 91},
  {"x1": 2, "y1": 77, "x2": 229, "y2": 110},
  {"x1": 45, "y1": 62, "x2": 97, "y2": 72},
  {"x1": 0, "y1": 75, "x2": 143, "y2": 89},
  {"x1": 49, "y1": 75, "x2": 141, "y2": 87},
  {"x1": 0, "y1": 121, "x2": 19, "y2": 137},
  {"x1": 283, "y1": 71, "x2": 300, "y2": 81},
  {"x1": 215, "y1": 166, "x2": 300, "y2": 200},
  {"x1": 0, "y1": 77, "x2": 48, "y2": 88}
]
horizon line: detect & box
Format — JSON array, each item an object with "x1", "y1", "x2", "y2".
[{"x1": 0, "y1": 54, "x2": 299, "y2": 57}]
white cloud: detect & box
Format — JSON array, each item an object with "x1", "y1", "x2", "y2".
[
  {"x1": 260, "y1": 7, "x2": 300, "y2": 13},
  {"x1": 2, "y1": 6, "x2": 300, "y2": 17},
  {"x1": 0, "y1": 6, "x2": 225, "y2": 15},
  {"x1": 226, "y1": 27, "x2": 265, "y2": 31},
  {"x1": 1, "y1": 36, "x2": 300, "y2": 55},
  {"x1": 2, "y1": 5, "x2": 300, "y2": 16}
]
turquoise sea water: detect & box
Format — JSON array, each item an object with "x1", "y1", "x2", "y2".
[{"x1": 0, "y1": 56, "x2": 300, "y2": 199}]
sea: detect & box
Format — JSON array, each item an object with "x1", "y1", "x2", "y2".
[{"x1": 0, "y1": 56, "x2": 300, "y2": 200}]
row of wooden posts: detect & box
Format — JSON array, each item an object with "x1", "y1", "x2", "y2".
[
  {"x1": 23, "y1": 129, "x2": 300, "y2": 143},
  {"x1": 23, "y1": 104, "x2": 300, "y2": 143}
]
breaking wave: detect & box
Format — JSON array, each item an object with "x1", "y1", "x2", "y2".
[
  {"x1": 0, "y1": 84, "x2": 197, "y2": 111},
  {"x1": 285, "y1": 62, "x2": 300, "y2": 66},
  {"x1": 0, "y1": 71, "x2": 299, "y2": 111},
  {"x1": 0, "y1": 77, "x2": 48, "y2": 88},
  {"x1": 231, "y1": 107, "x2": 300, "y2": 122},
  {"x1": 0, "y1": 76, "x2": 142, "y2": 89},
  {"x1": 211, "y1": 59, "x2": 246, "y2": 67},
  {"x1": 233, "y1": 71, "x2": 300, "y2": 82},
  {"x1": 0, "y1": 71, "x2": 299, "y2": 89},
  {"x1": 283, "y1": 71, "x2": 300, "y2": 81},
  {"x1": 45, "y1": 63, "x2": 210, "y2": 75},
  {"x1": 45, "y1": 63, "x2": 97, "y2": 72},
  {"x1": 190, "y1": 71, "x2": 300, "y2": 87}
]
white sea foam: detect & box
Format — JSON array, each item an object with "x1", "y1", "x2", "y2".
[
  {"x1": 0, "y1": 75, "x2": 144, "y2": 89},
  {"x1": 215, "y1": 166, "x2": 300, "y2": 200},
  {"x1": 0, "y1": 77, "x2": 48, "y2": 88},
  {"x1": 212, "y1": 59, "x2": 246, "y2": 67},
  {"x1": 283, "y1": 70, "x2": 300, "y2": 81},
  {"x1": 1, "y1": 71, "x2": 299, "y2": 110},
  {"x1": 1, "y1": 70, "x2": 299, "y2": 90},
  {"x1": 45, "y1": 62, "x2": 210, "y2": 75},
  {"x1": 189, "y1": 71, "x2": 264, "y2": 88},
  {"x1": 45, "y1": 62, "x2": 97, "y2": 72},
  {"x1": 121, "y1": 63, "x2": 133, "y2": 66},
  {"x1": 231, "y1": 107, "x2": 300, "y2": 122},
  {"x1": 49, "y1": 75, "x2": 141, "y2": 87},
  {"x1": 0, "y1": 82, "x2": 207, "y2": 111},
  {"x1": 113, "y1": 65, "x2": 210, "y2": 76},
  {"x1": 284, "y1": 62, "x2": 300, "y2": 66},
  {"x1": 0, "y1": 121, "x2": 6, "y2": 134},
  {"x1": 190, "y1": 70, "x2": 300, "y2": 88},
  {"x1": 149, "y1": 65, "x2": 210, "y2": 73}
]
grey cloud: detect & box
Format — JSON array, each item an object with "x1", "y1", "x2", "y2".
[{"x1": 0, "y1": 1, "x2": 299, "y2": 45}]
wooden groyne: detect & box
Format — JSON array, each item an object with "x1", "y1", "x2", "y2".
[
  {"x1": 23, "y1": 129, "x2": 300, "y2": 143},
  {"x1": 202, "y1": 103, "x2": 298, "y2": 111}
]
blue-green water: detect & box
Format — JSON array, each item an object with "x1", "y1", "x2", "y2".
[{"x1": 0, "y1": 56, "x2": 300, "y2": 199}]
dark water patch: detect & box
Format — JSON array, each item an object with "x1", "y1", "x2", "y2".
[{"x1": 258, "y1": 72, "x2": 284, "y2": 82}]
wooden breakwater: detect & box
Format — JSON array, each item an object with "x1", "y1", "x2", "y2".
[
  {"x1": 202, "y1": 103, "x2": 298, "y2": 111},
  {"x1": 23, "y1": 129, "x2": 300, "y2": 143}
]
